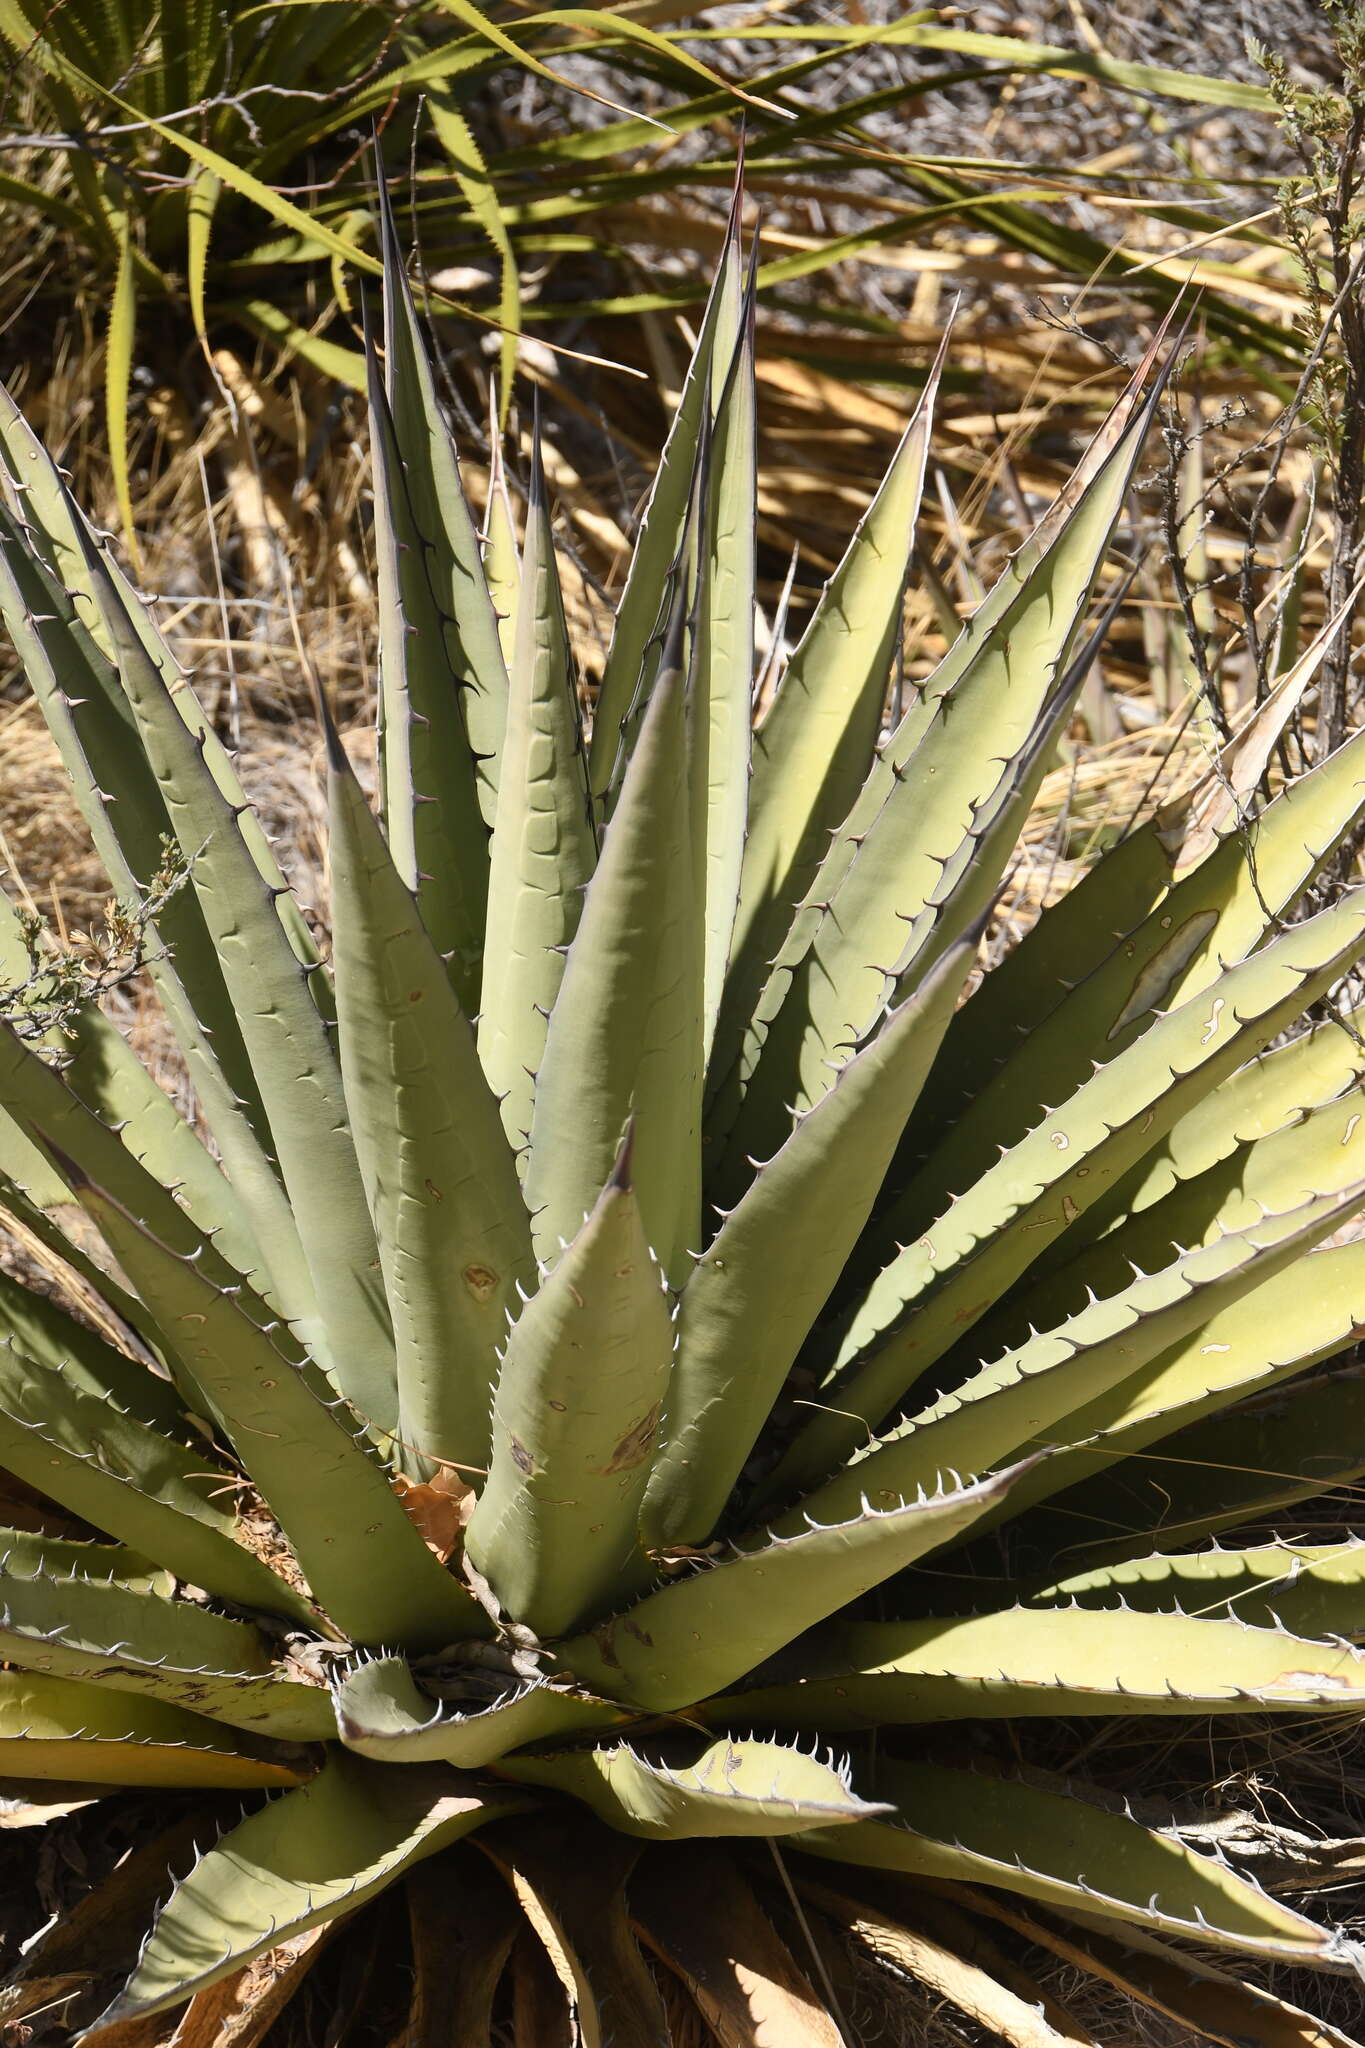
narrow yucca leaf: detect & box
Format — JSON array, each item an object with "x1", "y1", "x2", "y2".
[
  {"x1": 798, "y1": 1762, "x2": 1359, "y2": 1964},
  {"x1": 724, "y1": 386, "x2": 1153, "y2": 1175},
  {"x1": 0, "y1": 1670, "x2": 307, "y2": 1791},
  {"x1": 478, "y1": 423, "x2": 596, "y2": 1162},
  {"x1": 970, "y1": 1237, "x2": 1365, "y2": 1536},
  {"x1": 768, "y1": 886, "x2": 1365, "y2": 1505},
  {"x1": 90, "y1": 1753, "x2": 529, "y2": 2029},
  {"x1": 728, "y1": 1605, "x2": 1365, "y2": 1727},
  {"x1": 500, "y1": 1735, "x2": 889, "y2": 1839},
  {"x1": 61, "y1": 1166, "x2": 486, "y2": 1652},
  {"x1": 55, "y1": 514, "x2": 396, "y2": 1427},
  {"x1": 784, "y1": 1182, "x2": 1365, "y2": 1535},
  {"x1": 0, "y1": 1339, "x2": 319, "y2": 1627},
  {"x1": 711, "y1": 338, "x2": 945, "y2": 1104},
  {"x1": 692, "y1": 236, "x2": 756, "y2": 1066},
  {"x1": 335, "y1": 1656, "x2": 623, "y2": 1767},
  {"x1": 526, "y1": 621, "x2": 703, "y2": 1283},
  {"x1": 0, "y1": 1565, "x2": 335, "y2": 1740},
  {"x1": 467, "y1": 1134, "x2": 672, "y2": 1636},
  {"x1": 1039, "y1": 1540, "x2": 1365, "y2": 1639},
  {"x1": 558, "y1": 1461, "x2": 1034, "y2": 1712},
  {"x1": 645, "y1": 939, "x2": 973, "y2": 1550},
  {"x1": 375, "y1": 175, "x2": 508, "y2": 864},
  {"x1": 587, "y1": 190, "x2": 743, "y2": 802},
  {"x1": 325, "y1": 704, "x2": 533, "y2": 1478}
]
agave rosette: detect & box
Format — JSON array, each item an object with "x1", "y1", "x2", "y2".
[{"x1": 0, "y1": 195, "x2": 1361, "y2": 2042}]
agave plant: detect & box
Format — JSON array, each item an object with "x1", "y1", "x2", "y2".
[{"x1": 0, "y1": 194, "x2": 1364, "y2": 2045}]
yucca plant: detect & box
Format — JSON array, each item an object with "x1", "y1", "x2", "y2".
[{"x1": 1, "y1": 190, "x2": 1365, "y2": 2045}]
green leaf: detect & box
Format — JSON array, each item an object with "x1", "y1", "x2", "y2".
[
  {"x1": 0, "y1": 1336, "x2": 319, "y2": 1627},
  {"x1": 335, "y1": 1655, "x2": 623, "y2": 1766},
  {"x1": 0, "y1": 1527, "x2": 170, "y2": 1595},
  {"x1": 980, "y1": 1063, "x2": 1365, "y2": 1362},
  {"x1": 0, "y1": 1669, "x2": 307, "y2": 1790},
  {"x1": 91, "y1": 1752, "x2": 528, "y2": 2027},
  {"x1": 882, "y1": 714, "x2": 1365, "y2": 1271},
  {"x1": 185, "y1": 167, "x2": 221, "y2": 348},
  {"x1": 798, "y1": 1760, "x2": 1353, "y2": 1963},
  {"x1": 725, "y1": 1602, "x2": 1365, "y2": 1727},
  {"x1": 60, "y1": 1166, "x2": 488, "y2": 1653},
  {"x1": 104, "y1": 209, "x2": 139, "y2": 560},
  {"x1": 645, "y1": 939, "x2": 973, "y2": 1549},
  {"x1": 994, "y1": 1237, "x2": 1365, "y2": 1531},
  {"x1": 712, "y1": 345, "x2": 943, "y2": 1102},
  {"x1": 526, "y1": 625, "x2": 702, "y2": 1284},
  {"x1": 427, "y1": 94, "x2": 521, "y2": 415},
  {"x1": 326, "y1": 710, "x2": 532, "y2": 1478},
  {"x1": 557, "y1": 1460, "x2": 1034, "y2": 1711},
  {"x1": 1038, "y1": 1539, "x2": 1365, "y2": 1641},
  {"x1": 784, "y1": 1181, "x2": 1365, "y2": 1535},
  {"x1": 767, "y1": 885, "x2": 1365, "y2": 1505},
  {"x1": 587, "y1": 221, "x2": 739, "y2": 799},
  {"x1": 500, "y1": 1734, "x2": 889, "y2": 1839},
  {"x1": 724, "y1": 374, "x2": 1153, "y2": 1173},
  {"x1": 467, "y1": 1135, "x2": 673, "y2": 1636},
  {"x1": 0, "y1": 1562, "x2": 335, "y2": 1741},
  {"x1": 1050, "y1": 1359, "x2": 1365, "y2": 1559},
  {"x1": 482, "y1": 425, "x2": 520, "y2": 664},
  {"x1": 0, "y1": 1010, "x2": 287, "y2": 1382},
  {"x1": 699, "y1": 18, "x2": 1278, "y2": 112},
  {"x1": 692, "y1": 238, "x2": 755, "y2": 1066},
  {"x1": 478, "y1": 428, "x2": 596, "y2": 1163},
  {"x1": 0, "y1": 505, "x2": 314, "y2": 1338},
  {"x1": 58, "y1": 513, "x2": 394, "y2": 1429},
  {"x1": 375, "y1": 178, "x2": 509, "y2": 906}
]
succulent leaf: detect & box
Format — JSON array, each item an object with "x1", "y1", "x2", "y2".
[
  {"x1": 772, "y1": 885, "x2": 1365, "y2": 1504},
  {"x1": 374, "y1": 177, "x2": 508, "y2": 864},
  {"x1": 712, "y1": 345, "x2": 944, "y2": 1111},
  {"x1": 467, "y1": 1137, "x2": 673, "y2": 1636},
  {"x1": 61, "y1": 1169, "x2": 485, "y2": 1650},
  {"x1": 335, "y1": 1655, "x2": 623, "y2": 1766},
  {"x1": 724, "y1": 1604, "x2": 1365, "y2": 1725},
  {"x1": 557, "y1": 1461, "x2": 1035, "y2": 1711},
  {"x1": 0, "y1": 1338, "x2": 318, "y2": 1625},
  {"x1": 0, "y1": 1562, "x2": 335, "y2": 1740},
  {"x1": 326, "y1": 705, "x2": 533, "y2": 1476},
  {"x1": 499, "y1": 1734, "x2": 890, "y2": 1839},
  {"x1": 478, "y1": 427, "x2": 596, "y2": 1163},
  {"x1": 0, "y1": 1669, "x2": 307, "y2": 1790},
  {"x1": 587, "y1": 203, "x2": 742, "y2": 801},
  {"x1": 786, "y1": 1180, "x2": 1365, "y2": 1533},
  {"x1": 798, "y1": 1759, "x2": 1357, "y2": 1965},
  {"x1": 526, "y1": 626, "x2": 703, "y2": 1283},
  {"x1": 57, "y1": 509, "x2": 395, "y2": 1425},
  {"x1": 89, "y1": 1752, "x2": 527, "y2": 2028},
  {"x1": 646, "y1": 938, "x2": 973, "y2": 1549}
]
